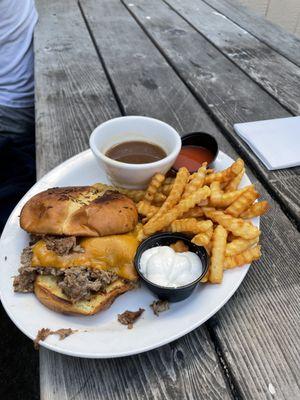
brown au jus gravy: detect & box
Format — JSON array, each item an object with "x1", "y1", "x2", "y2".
[{"x1": 105, "y1": 141, "x2": 167, "y2": 164}]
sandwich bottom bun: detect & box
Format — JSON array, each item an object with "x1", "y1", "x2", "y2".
[{"x1": 34, "y1": 275, "x2": 133, "y2": 316}]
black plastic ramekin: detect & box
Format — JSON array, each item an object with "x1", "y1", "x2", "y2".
[
  {"x1": 172, "y1": 131, "x2": 219, "y2": 173},
  {"x1": 134, "y1": 233, "x2": 209, "y2": 302}
]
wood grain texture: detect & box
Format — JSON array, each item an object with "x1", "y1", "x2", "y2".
[
  {"x1": 114, "y1": 1, "x2": 300, "y2": 398},
  {"x1": 166, "y1": 0, "x2": 300, "y2": 115},
  {"x1": 34, "y1": 0, "x2": 120, "y2": 178},
  {"x1": 36, "y1": 1, "x2": 300, "y2": 399},
  {"x1": 35, "y1": 1, "x2": 231, "y2": 399},
  {"x1": 41, "y1": 329, "x2": 232, "y2": 400},
  {"x1": 208, "y1": 204, "x2": 300, "y2": 398},
  {"x1": 79, "y1": 0, "x2": 220, "y2": 135},
  {"x1": 202, "y1": 0, "x2": 300, "y2": 67},
  {"x1": 122, "y1": 0, "x2": 300, "y2": 228}
]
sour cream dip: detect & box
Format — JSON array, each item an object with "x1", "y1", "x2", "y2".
[{"x1": 139, "y1": 246, "x2": 203, "y2": 288}]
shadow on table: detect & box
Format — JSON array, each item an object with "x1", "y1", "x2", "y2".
[{"x1": 0, "y1": 303, "x2": 39, "y2": 400}]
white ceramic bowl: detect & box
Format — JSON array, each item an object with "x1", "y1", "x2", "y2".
[{"x1": 89, "y1": 116, "x2": 182, "y2": 189}]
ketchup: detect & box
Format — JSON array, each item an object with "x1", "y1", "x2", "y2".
[{"x1": 173, "y1": 145, "x2": 214, "y2": 172}]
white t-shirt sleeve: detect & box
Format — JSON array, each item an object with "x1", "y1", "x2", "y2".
[{"x1": 0, "y1": 0, "x2": 38, "y2": 108}]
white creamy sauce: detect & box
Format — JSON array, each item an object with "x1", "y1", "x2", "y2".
[{"x1": 139, "y1": 246, "x2": 203, "y2": 288}]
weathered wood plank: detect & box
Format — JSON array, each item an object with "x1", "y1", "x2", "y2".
[
  {"x1": 34, "y1": 0, "x2": 120, "y2": 178},
  {"x1": 78, "y1": 0, "x2": 220, "y2": 135},
  {"x1": 41, "y1": 329, "x2": 232, "y2": 400},
  {"x1": 122, "y1": 0, "x2": 300, "y2": 228},
  {"x1": 37, "y1": 2, "x2": 297, "y2": 400},
  {"x1": 35, "y1": 1, "x2": 232, "y2": 399},
  {"x1": 49, "y1": 0, "x2": 300, "y2": 399},
  {"x1": 166, "y1": 0, "x2": 300, "y2": 115},
  {"x1": 208, "y1": 203, "x2": 300, "y2": 398},
  {"x1": 202, "y1": 0, "x2": 300, "y2": 67}
]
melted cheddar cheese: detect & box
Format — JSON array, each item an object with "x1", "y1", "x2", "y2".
[{"x1": 31, "y1": 232, "x2": 139, "y2": 281}]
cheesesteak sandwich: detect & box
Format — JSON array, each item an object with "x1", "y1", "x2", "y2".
[{"x1": 14, "y1": 186, "x2": 139, "y2": 315}]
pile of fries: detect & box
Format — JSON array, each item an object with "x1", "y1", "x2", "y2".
[{"x1": 94, "y1": 158, "x2": 269, "y2": 284}]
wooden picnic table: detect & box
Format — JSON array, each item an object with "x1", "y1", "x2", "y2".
[{"x1": 34, "y1": 0, "x2": 300, "y2": 399}]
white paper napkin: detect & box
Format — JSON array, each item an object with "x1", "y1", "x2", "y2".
[{"x1": 234, "y1": 116, "x2": 300, "y2": 170}]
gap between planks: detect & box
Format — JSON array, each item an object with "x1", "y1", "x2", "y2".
[
  {"x1": 202, "y1": 0, "x2": 300, "y2": 67},
  {"x1": 78, "y1": 1, "x2": 300, "y2": 397},
  {"x1": 36, "y1": 1, "x2": 235, "y2": 399},
  {"x1": 121, "y1": 0, "x2": 300, "y2": 231},
  {"x1": 78, "y1": 0, "x2": 126, "y2": 116},
  {"x1": 77, "y1": 6, "x2": 240, "y2": 394},
  {"x1": 163, "y1": 0, "x2": 300, "y2": 116}
]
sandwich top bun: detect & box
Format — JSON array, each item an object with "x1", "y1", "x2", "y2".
[{"x1": 20, "y1": 187, "x2": 138, "y2": 237}]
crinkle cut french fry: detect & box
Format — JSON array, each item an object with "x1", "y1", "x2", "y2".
[
  {"x1": 159, "y1": 177, "x2": 174, "y2": 196},
  {"x1": 143, "y1": 173, "x2": 165, "y2": 203},
  {"x1": 182, "y1": 206, "x2": 204, "y2": 218},
  {"x1": 198, "y1": 199, "x2": 209, "y2": 207},
  {"x1": 171, "y1": 218, "x2": 213, "y2": 234},
  {"x1": 137, "y1": 202, "x2": 159, "y2": 218},
  {"x1": 203, "y1": 208, "x2": 260, "y2": 239},
  {"x1": 189, "y1": 166, "x2": 213, "y2": 181},
  {"x1": 204, "y1": 242, "x2": 212, "y2": 255},
  {"x1": 240, "y1": 201, "x2": 270, "y2": 218},
  {"x1": 204, "y1": 158, "x2": 244, "y2": 185},
  {"x1": 188, "y1": 173, "x2": 196, "y2": 181},
  {"x1": 162, "y1": 177, "x2": 174, "y2": 186},
  {"x1": 210, "y1": 182, "x2": 250, "y2": 208},
  {"x1": 200, "y1": 270, "x2": 209, "y2": 283},
  {"x1": 136, "y1": 223, "x2": 145, "y2": 242},
  {"x1": 153, "y1": 192, "x2": 167, "y2": 205},
  {"x1": 224, "y1": 245, "x2": 261, "y2": 269},
  {"x1": 160, "y1": 182, "x2": 173, "y2": 196},
  {"x1": 151, "y1": 167, "x2": 189, "y2": 222},
  {"x1": 225, "y1": 186, "x2": 259, "y2": 217},
  {"x1": 191, "y1": 226, "x2": 213, "y2": 247},
  {"x1": 224, "y1": 168, "x2": 245, "y2": 192},
  {"x1": 143, "y1": 186, "x2": 210, "y2": 236},
  {"x1": 225, "y1": 236, "x2": 259, "y2": 257},
  {"x1": 211, "y1": 188, "x2": 249, "y2": 208},
  {"x1": 182, "y1": 164, "x2": 206, "y2": 199},
  {"x1": 120, "y1": 189, "x2": 145, "y2": 203},
  {"x1": 170, "y1": 240, "x2": 189, "y2": 253},
  {"x1": 209, "y1": 181, "x2": 222, "y2": 202},
  {"x1": 137, "y1": 174, "x2": 164, "y2": 221},
  {"x1": 209, "y1": 225, "x2": 227, "y2": 283}
]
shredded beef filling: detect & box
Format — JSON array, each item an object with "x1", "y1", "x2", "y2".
[
  {"x1": 34, "y1": 328, "x2": 77, "y2": 350},
  {"x1": 57, "y1": 267, "x2": 117, "y2": 303},
  {"x1": 13, "y1": 246, "x2": 35, "y2": 292},
  {"x1": 30, "y1": 234, "x2": 83, "y2": 255},
  {"x1": 150, "y1": 300, "x2": 169, "y2": 316},
  {"x1": 44, "y1": 235, "x2": 83, "y2": 255},
  {"x1": 29, "y1": 234, "x2": 43, "y2": 246},
  {"x1": 117, "y1": 308, "x2": 145, "y2": 329},
  {"x1": 13, "y1": 245, "x2": 118, "y2": 302},
  {"x1": 13, "y1": 270, "x2": 36, "y2": 293}
]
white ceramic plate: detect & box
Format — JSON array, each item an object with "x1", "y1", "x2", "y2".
[{"x1": 0, "y1": 150, "x2": 259, "y2": 358}]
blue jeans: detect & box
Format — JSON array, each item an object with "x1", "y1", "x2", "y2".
[{"x1": 0, "y1": 104, "x2": 36, "y2": 232}]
